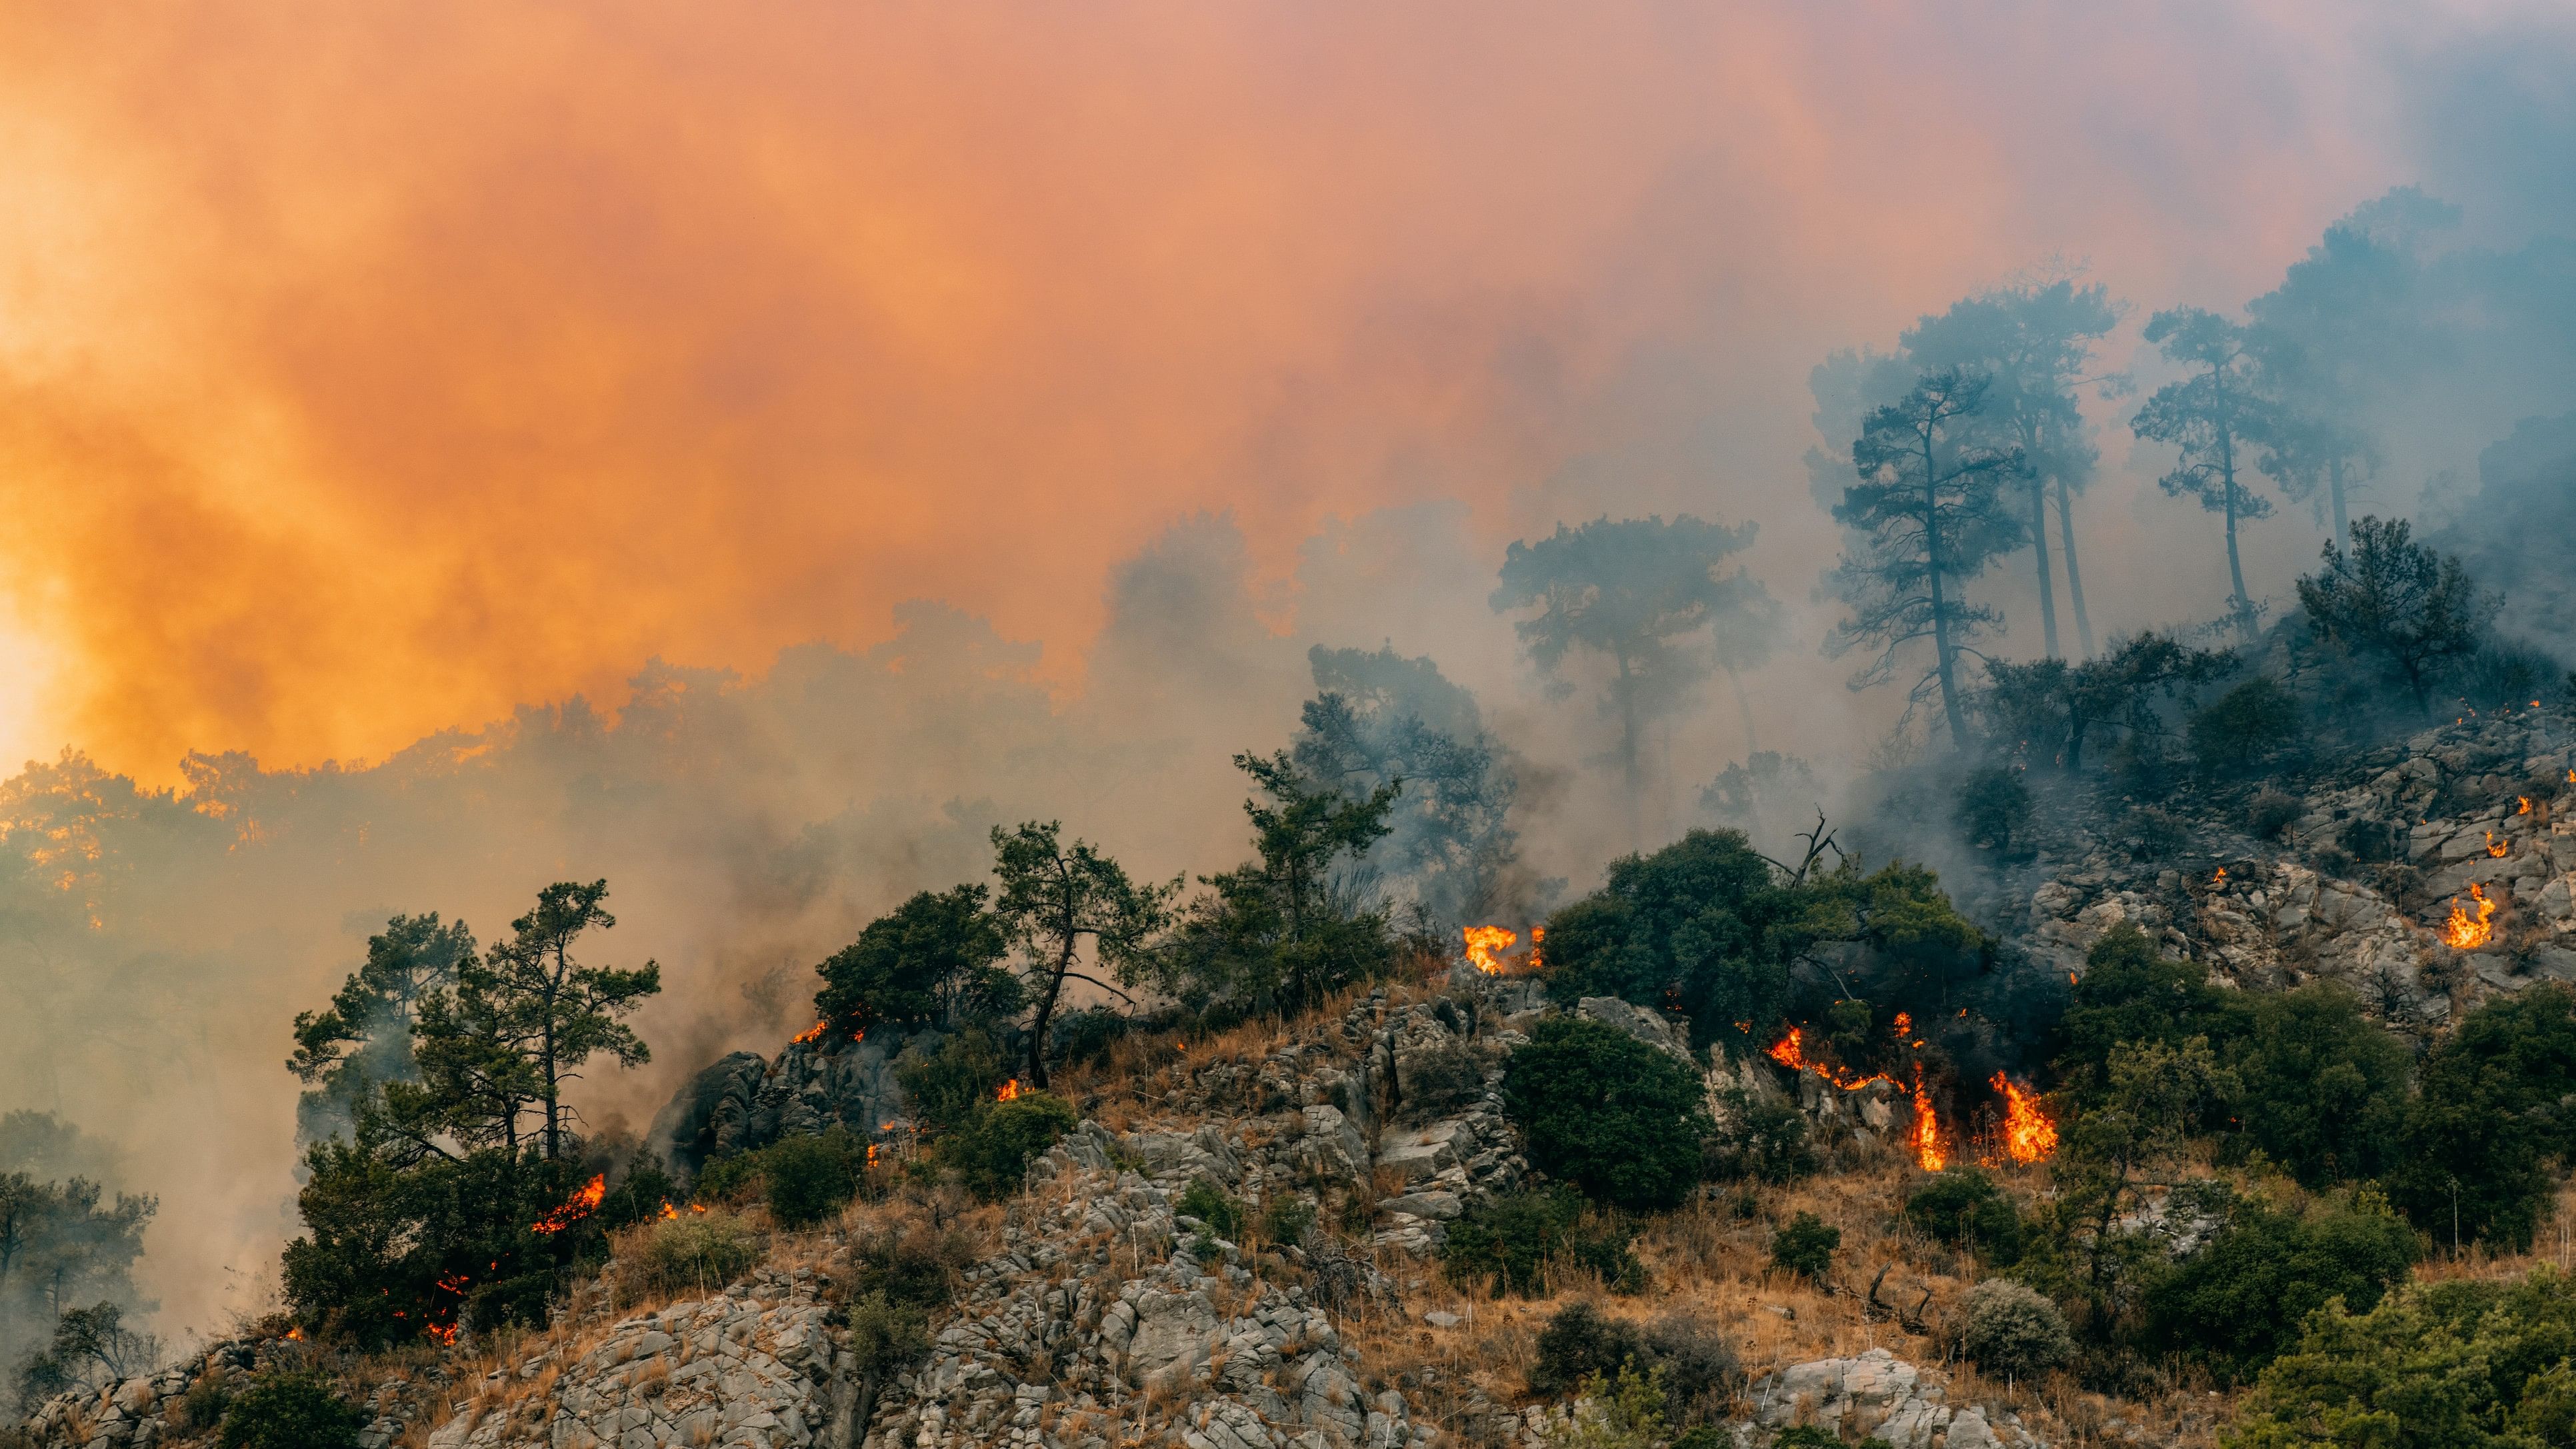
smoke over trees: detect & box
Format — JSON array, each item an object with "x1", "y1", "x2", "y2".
[
  {"x1": 2131, "y1": 307, "x2": 2284, "y2": 645},
  {"x1": 1491, "y1": 516, "x2": 1776, "y2": 844}
]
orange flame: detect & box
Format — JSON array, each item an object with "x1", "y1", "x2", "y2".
[
  {"x1": 995, "y1": 1078, "x2": 1021, "y2": 1102},
  {"x1": 1765, "y1": 1026, "x2": 1901, "y2": 1092},
  {"x1": 2213, "y1": 866, "x2": 2227, "y2": 884},
  {"x1": 1528, "y1": 924, "x2": 1545, "y2": 972},
  {"x1": 791, "y1": 1020, "x2": 829, "y2": 1045},
  {"x1": 1909, "y1": 1077, "x2": 1946, "y2": 1172},
  {"x1": 866, "y1": 1142, "x2": 881, "y2": 1168},
  {"x1": 2444, "y1": 884, "x2": 2497, "y2": 950},
  {"x1": 1991, "y1": 1073, "x2": 2058, "y2": 1164},
  {"x1": 531, "y1": 1174, "x2": 607, "y2": 1234},
  {"x1": 1463, "y1": 925, "x2": 1516, "y2": 974},
  {"x1": 2519, "y1": 797, "x2": 2533, "y2": 815},
  {"x1": 2487, "y1": 832, "x2": 2511, "y2": 858},
  {"x1": 286, "y1": 1327, "x2": 303, "y2": 1341}
]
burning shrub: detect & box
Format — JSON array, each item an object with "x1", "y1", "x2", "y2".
[
  {"x1": 621, "y1": 1207, "x2": 758, "y2": 1297},
  {"x1": 1701, "y1": 1088, "x2": 1815, "y2": 1185},
  {"x1": 594, "y1": 1152, "x2": 683, "y2": 1232},
  {"x1": 893, "y1": 1029, "x2": 1011, "y2": 1134},
  {"x1": 1441, "y1": 1188, "x2": 1643, "y2": 1297},
  {"x1": 941, "y1": 1090, "x2": 1079, "y2": 1201},
  {"x1": 1960, "y1": 1279, "x2": 2071, "y2": 1381},
  {"x1": 1768, "y1": 1211, "x2": 1839, "y2": 1278},
  {"x1": 1903, "y1": 1169, "x2": 2024, "y2": 1264},
  {"x1": 215, "y1": 1373, "x2": 365, "y2": 1449},
  {"x1": 764, "y1": 1129, "x2": 865, "y2": 1228},
  {"x1": 2187, "y1": 677, "x2": 2301, "y2": 774},
  {"x1": 1503, "y1": 1014, "x2": 1709, "y2": 1212},
  {"x1": 2142, "y1": 1194, "x2": 2417, "y2": 1381}
]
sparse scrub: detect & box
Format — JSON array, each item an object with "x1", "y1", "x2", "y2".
[
  {"x1": 217, "y1": 1373, "x2": 365, "y2": 1449},
  {"x1": 1903, "y1": 1169, "x2": 2023, "y2": 1264},
  {"x1": 1394, "y1": 1038, "x2": 1491, "y2": 1124},
  {"x1": 1960, "y1": 1279, "x2": 2071, "y2": 1381},
  {"x1": 1768, "y1": 1212, "x2": 1839, "y2": 1279},
  {"x1": 618, "y1": 1208, "x2": 759, "y2": 1298},
  {"x1": 1442, "y1": 1188, "x2": 1643, "y2": 1297}
]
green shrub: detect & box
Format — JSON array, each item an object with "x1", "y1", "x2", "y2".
[
  {"x1": 1903, "y1": 1169, "x2": 2023, "y2": 1264},
  {"x1": 943, "y1": 1092, "x2": 1079, "y2": 1200},
  {"x1": 218, "y1": 1374, "x2": 363, "y2": 1449},
  {"x1": 1395, "y1": 1039, "x2": 1492, "y2": 1124},
  {"x1": 621, "y1": 1208, "x2": 759, "y2": 1296},
  {"x1": 2119, "y1": 805, "x2": 2192, "y2": 860},
  {"x1": 1503, "y1": 1015, "x2": 1710, "y2": 1212},
  {"x1": 2230, "y1": 982, "x2": 2409, "y2": 1188},
  {"x1": 1955, "y1": 765, "x2": 2032, "y2": 854},
  {"x1": 1527, "y1": 1300, "x2": 1646, "y2": 1398},
  {"x1": 2390, "y1": 984, "x2": 2576, "y2": 1250},
  {"x1": 1441, "y1": 1188, "x2": 1643, "y2": 1297},
  {"x1": 895, "y1": 1030, "x2": 1013, "y2": 1134},
  {"x1": 847, "y1": 1222, "x2": 969, "y2": 1310},
  {"x1": 1769, "y1": 1212, "x2": 1839, "y2": 1278},
  {"x1": 2189, "y1": 677, "x2": 2300, "y2": 773},
  {"x1": 764, "y1": 1130, "x2": 863, "y2": 1228},
  {"x1": 1703, "y1": 1089, "x2": 1815, "y2": 1184},
  {"x1": 1639, "y1": 1310, "x2": 1735, "y2": 1426},
  {"x1": 1960, "y1": 1279, "x2": 2070, "y2": 1382},
  {"x1": 1177, "y1": 1176, "x2": 1246, "y2": 1239},
  {"x1": 2247, "y1": 788, "x2": 2302, "y2": 840},
  {"x1": 177, "y1": 1373, "x2": 233, "y2": 1432},
  {"x1": 1259, "y1": 1194, "x2": 1316, "y2": 1248},
  {"x1": 2143, "y1": 1196, "x2": 2419, "y2": 1381},
  {"x1": 845, "y1": 1288, "x2": 930, "y2": 1404}
]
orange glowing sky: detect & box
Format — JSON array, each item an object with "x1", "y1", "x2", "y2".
[{"x1": 0, "y1": 1, "x2": 2545, "y2": 778}]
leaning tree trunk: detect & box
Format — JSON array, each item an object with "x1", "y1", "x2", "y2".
[
  {"x1": 2223, "y1": 478, "x2": 2255, "y2": 645},
  {"x1": 2057, "y1": 477, "x2": 2095, "y2": 658},
  {"x1": 2031, "y1": 474, "x2": 2061, "y2": 659}
]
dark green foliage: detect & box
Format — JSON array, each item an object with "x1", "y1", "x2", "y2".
[
  {"x1": 2229, "y1": 982, "x2": 2409, "y2": 1187},
  {"x1": 1503, "y1": 1015, "x2": 1709, "y2": 1211},
  {"x1": 1048, "y1": 1007, "x2": 1133, "y2": 1070},
  {"x1": 177, "y1": 1373, "x2": 233, "y2": 1431},
  {"x1": 1903, "y1": 1170, "x2": 2023, "y2": 1264},
  {"x1": 846, "y1": 1290, "x2": 931, "y2": 1420},
  {"x1": 2227, "y1": 1266, "x2": 2576, "y2": 1447},
  {"x1": 1393, "y1": 1038, "x2": 1491, "y2": 1125},
  {"x1": 1527, "y1": 1300, "x2": 1644, "y2": 1398},
  {"x1": 2296, "y1": 514, "x2": 2502, "y2": 715},
  {"x1": 1981, "y1": 633, "x2": 2235, "y2": 774},
  {"x1": 2389, "y1": 984, "x2": 2576, "y2": 1251},
  {"x1": 763, "y1": 1130, "x2": 863, "y2": 1228},
  {"x1": 1827, "y1": 367, "x2": 2028, "y2": 744},
  {"x1": 942, "y1": 1092, "x2": 1078, "y2": 1201},
  {"x1": 1176, "y1": 1177, "x2": 1245, "y2": 1242},
  {"x1": 595, "y1": 1153, "x2": 681, "y2": 1232},
  {"x1": 1703, "y1": 1090, "x2": 1816, "y2": 1185},
  {"x1": 1259, "y1": 1195, "x2": 1315, "y2": 1248},
  {"x1": 2119, "y1": 805, "x2": 2191, "y2": 860},
  {"x1": 1441, "y1": 1189, "x2": 1643, "y2": 1297},
  {"x1": 1771, "y1": 1431, "x2": 1845, "y2": 1449},
  {"x1": 813, "y1": 884, "x2": 1019, "y2": 1040},
  {"x1": 1960, "y1": 1279, "x2": 2073, "y2": 1380},
  {"x1": 287, "y1": 912, "x2": 474, "y2": 1146},
  {"x1": 477, "y1": 880, "x2": 663, "y2": 1162},
  {"x1": 2143, "y1": 1195, "x2": 2419, "y2": 1382},
  {"x1": 217, "y1": 1374, "x2": 363, "y2": 1449},
  {"x1": 991, "y1": 820, "x2": 1177, "y2": 1088},
  {"x1": 2188, "y1": 678, "x2": 2301, "y2": 773},
  {"x1": 1491, "y1": 515, "x2": 1777, "y2": 839},
  {"x1": 1955, "y1": 765, "x2": 2031, "y2": 854},
  {"x1": 1539, "y1": 828, "x2": 1981, "y2": 1055},
  {"x1": 2057, "y1": 924, "x2": 2250, "y2": 1109},
  {"x1": 1769, "y1": 1212, "x2": 1839, "y2": 1278},
  {"x1": 894, "y1": 1030, "x2": 1011, "y2": 1134},
  {"x1": 1638, "y1": 1310, "x2": 1735, "y2": 1426},
  {"x1": 1141, "y1": 754, "x2": 1400, "y2": 1019},
  {"x1": 847, "y1": 1221, "x2": 970, "y2": 1313}
]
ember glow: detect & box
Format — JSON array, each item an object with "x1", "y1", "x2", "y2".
[
  {"x1": 531, "y1": 1174, "x2": 607, "y2": 1235},
  {"x1": 996, "y1": 1078, "x2": 1022, "y2": 1102},
  {"x1": 2445, "y1": 884, "x2": 2498, "y2": 950},
  {"x1": 1991, "y1": 1074, "x2": 2059, "y2": 1165},
  {"x1": 791, "y1": 1020, "x2": 829, "y2": 1045},
  {"x1": 2487, "y1": 832, "x2": 2511, "y2": 858}
]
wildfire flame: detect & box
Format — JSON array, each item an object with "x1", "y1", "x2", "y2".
[
  {"x1": 2487, "y1": 832, "x2": 2511, "y2": 858},
  {"x1": 2444, "y1": 883, "x2": 2498, "y2": 950},
  {"x1": 1991, "y1": 1073, "x2": 2059, "y2": 1164},
  {"x1": 1463, "y1": 925, "x2": 1517, "y2": 974},
  {"x1": 2213, "y1": 866, "x2": 2227, "y2": 884},
  {"x1": 1528, "y1": 925, "x2": 1544, "y2": 972},
  {"x1": 531, "y1": 1174, "x2": 607, "y2": 1234},
  {"x1": 2519, "y1": 797, "x2": 2534, "y2": 815},
  {"x1": 866, "y1": 1142, "x2": 881, "y2": 1168},
  {"x1": 659, "y1": 1201, "x2": 679, "y2": 1221},
  {"x1": 996, "y1": 1078, "x2": 1021, "y2": 1102},
  {"x1": 1909, "y1": 1081, "x2": 1946, "y2": 1172},
  {"x1": 791, "y1": 1020, "x2": 829, "y2": 1045}
]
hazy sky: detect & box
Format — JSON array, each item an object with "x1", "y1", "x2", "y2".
[{"x1": 3, "y1": 1, "x2": 2567, "y2": 780}]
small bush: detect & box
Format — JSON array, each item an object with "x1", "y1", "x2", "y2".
[
  {"x1": 2337, "y1": 816, "x2": 2405, "y2": 864},
  {"x1": 1177, "y1": 1176, "x2": 1246, "y2": 1240},
  {"x1": 1395, "y1": 1040, "x2": 1492, "y2": 1124},
  {"x1": 1503, "y1": 1014, "x2": 1710, "y2": 1212},
  {"x1": 1639, "y1": 1310, "x2": 1735, "y2": 1426},
  {"x1": 894, "y1": 1029, "x2": 1011, "y2": 1134},
  {"x1": 1703, "y1": 1088, "x2": 1815, "y2": 1184},
  {"x1": 1903, "y1": 1169, "x2": 2024, "y2": 1264},
  {"x1": 2121, "y1": 805, "x2": 2191, "y2": 860},
  {"x1": 1960, "y1": 1278, "x2": 2073, "y2": 1380},
  {"x1": 2247, "y1": 787, "x2": 2303, "y2": 840},
  {"x1": 2189, "y1": 677, "x2": 2300, "y2": 773},
  {"x1": 177, "y1": 1372, "x2": 233, "y2": 1432},
  {"x1": 621, "y1": 1208, "x2": 759, "y2": 1296},
  {"x1": 847, "y1": 1221, "x2": 970, "y2": 1310},
  {"x1": 1049, "y1": 1007, "x2": 1133, "y2": 1070},
  {"x1": 845, "y1": 1288, "x2": 930, "y2": 1392},
  {"x1": 1259, "y1": 1194, "x2": 1316, "y2": 1248},
  {"x1": 2457, "y1": 641, "x2": 2562, "y2": 711},
  {"x1": 217, "y1": 1374, "x2": 364, "y2": 1449},
  {"x1": 1769, "y1": 1212, "x2": 1839, "y2": 1278},
  {"x1": 765, "y1": 1130, "x2": 863, "y2": 1227},
  {"x1": 596, "y1": 1152, "x2": 683, "y2": 1231},
  {"x1": 1527, "y1": 1300, "x2": 1645, "y2": 1398},
  {"x1": 943, "y1": 1091, "x2": 1079, "y2": 1200},
  {"x1": 1955, "y1": 765, "x2": 2033, "y2": 855},
  {"x1": 1441, "y1": 1188, "x2": 1643, "y2": 1297}
]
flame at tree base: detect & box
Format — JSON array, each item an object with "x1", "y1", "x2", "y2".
[
  {"x1": 2445, "y1": 883, "x2": 2497, "y2": 950},
  {"x1": 1991, "y1": 1073, "x2": 2059, "y2": 1164}
]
